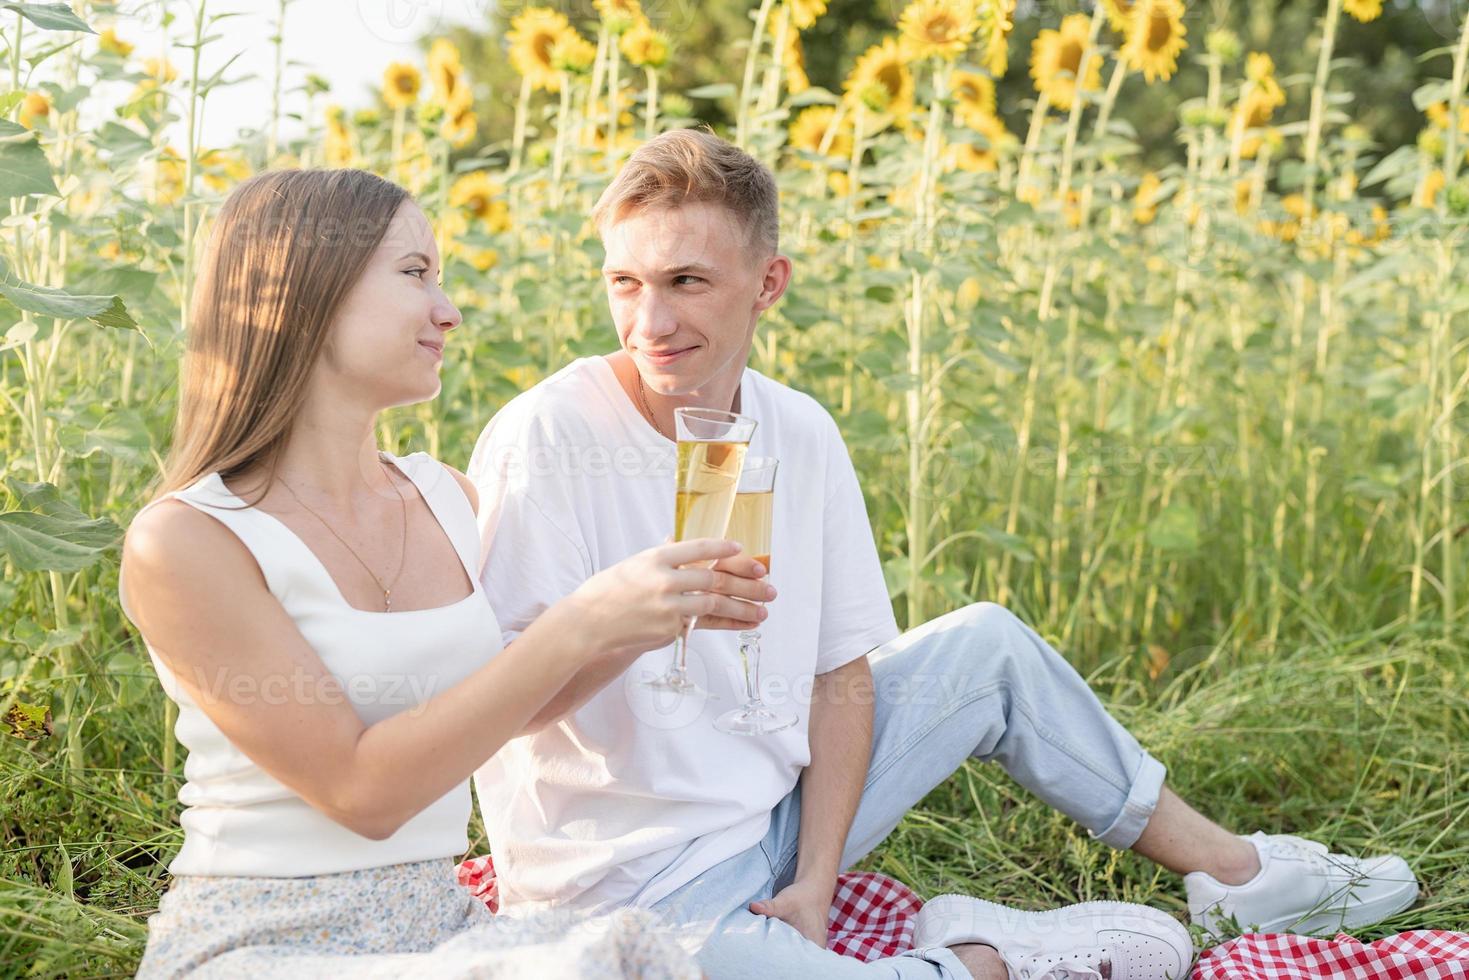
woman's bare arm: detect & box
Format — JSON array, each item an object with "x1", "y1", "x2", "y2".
[{"x1": 122, "y1": 500, "x2": 746, "y2": 840}]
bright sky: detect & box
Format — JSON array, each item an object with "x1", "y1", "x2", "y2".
[{"x1": 118, "y1": 0, "x2": 489, "y2": 148}]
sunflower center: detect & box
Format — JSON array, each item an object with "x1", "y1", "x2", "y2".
[
  {"x1": 1146, "y1": 12, "x2": 1171, "y2": 51},
  {"x1": 924, "y1": 14, "x2": 957, "y2": 42},
  {"x1": 877, "y1": 63, "x2": 904, "y2": 97},
  {"x1": 1060, "y1": 40, "x2": 1082, "y2": 76},
  {"x1": 394, "y1": 75, "x2": 416, "y2": 94},
  {"x1": 957, "y1": 80, "x2": 978, "y2": 102},
  {"x1": 534, "y1": 31, "x2": 556, "y2": 66}
]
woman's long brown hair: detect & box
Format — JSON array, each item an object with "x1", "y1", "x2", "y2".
[{"x1": 155, "y1": 168, "x2": 408, "y2": 501}]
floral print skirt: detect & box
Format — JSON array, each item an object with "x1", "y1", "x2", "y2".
[{"x1": 135, "y1": 858, "x2": 699, "y2": 979}]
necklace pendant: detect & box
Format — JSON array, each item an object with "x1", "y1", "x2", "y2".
[{"x1": 384, "y1": 589, "x2": 391, "y2": 612}]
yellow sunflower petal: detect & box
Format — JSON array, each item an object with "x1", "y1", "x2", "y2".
[
  {"x1": 898, "y1": 0, "x2": 979, "y2": 62},
  {"x1": 951, "y1": 69, "x2": 997, "y2": 128},
  {"x1": 620, "y1": 19, "x2": 671, "y2": 69},
  {"x1": 427, "y1": 38, "x2": 466, "y2": 107},
  {"x1": 1121, "y1": 0, "x2": 1187, "y2": 84},
  {"x1": 844, "y1": 38, "x2": 915, "y2": 120},
  {"x1": 1030, "y1": 13, "x2": 1102, "y2": 111},
  {"x1": 508, "y1": 7, "x2": 575, "y2": 92},
  {"x1": 382, "y1": 62, "x2": 422, "y2": 109}
]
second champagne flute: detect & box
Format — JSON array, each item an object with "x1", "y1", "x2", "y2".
[
  {"x1": 642, "y1": 407, "x2": 757, "y2": 695},
  {"x1": 714, "y1": 456, "x2": 797, "y2": 736}
]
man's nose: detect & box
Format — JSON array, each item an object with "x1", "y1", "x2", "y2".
[{"x1": 633, "y1": 291, "x2": 677, "y2": 340}]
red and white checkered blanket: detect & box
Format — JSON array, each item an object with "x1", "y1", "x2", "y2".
[{"x1": 454, "y1": 857, "x2": 1469, "y2": 977}]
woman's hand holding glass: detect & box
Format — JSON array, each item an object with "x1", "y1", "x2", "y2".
[{"x1": 560, "y1": 539, "x2": 777, "y2": 663}]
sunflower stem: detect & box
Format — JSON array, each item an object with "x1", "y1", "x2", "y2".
[
  {"x1": 267, "y1": 0, "x2": 287, "y2": 160},
  {"x1": 644, "y1": 65, "x2": 659, "y2": 138},
  {"x1": 509, "y1": 75, "x2": 531, "y2": 176},
  {"x1": 1055, "y1": 6, "x2": 1104, "y2": 200},
  {"x1": 606, "y1": 39, "x2": 621, "y2": 166},
  {"x1": 1438, "y1": 8, "x2": 1469, "y2": 197},
  {"x1": 1300, "y1": 0, "x2": 1341, "y2": 220},
  {"x1": 736, "y1": 0, "x2": 777, "y2": 149},
  {"x1": 1078, "y1": 57, "x2": 1129, "y2": 223}
]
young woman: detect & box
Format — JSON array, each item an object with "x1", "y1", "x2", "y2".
[{"x1": 119, "y1": 168, "x2": 773, "y2": 978}]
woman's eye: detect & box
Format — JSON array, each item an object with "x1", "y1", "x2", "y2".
[{"x1": 405, "y1": 267, "x2": 428, "y2": 279}]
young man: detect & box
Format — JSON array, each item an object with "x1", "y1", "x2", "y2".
[{"x1": 467, "y1": 130, "x2": 1418, "y2": 980}]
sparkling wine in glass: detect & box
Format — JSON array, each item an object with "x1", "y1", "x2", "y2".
[
  {"x1": 714, "y1": 457, "x2": 797, "y2": 736},
  {"x1": 642, "y1": 407, "x2": 756, "y2": 695}
]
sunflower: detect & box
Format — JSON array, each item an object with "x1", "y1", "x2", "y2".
[
  {"x1": 1030, "y1": 14, "x2": 1101, "y2": 111},
  {"x1": 594, "y1": 0, "x2": 642, "y2": 33},
  {"x1": 551, "y1": 31, "x2": 597, "y2": 74},
  {"x1": 782, "y1": 25, "x2": 810, "y2": 94},
  {"x1": 788, "y1": 105, "x2": 852, "y2": 160},
  {"x1": 1230, "y1": 54, "x2": 1286, "y2": 158},
  {"x1": 98, "y1": 27, "x2": 134, "y2": 57},
  {"x1": 441, "y1": 101, "x2": 478, "y2": 148},
  {"x1": 1121, "y1": 0, "x2": 1186, "y2": 83},
  {"x1": 620, "y1": 19, "x2": 671, "y2": 69},
  {"x1": 155, "y1": 146, "x2": 185, "y2": 204},
  {"x1": 198, "y1": 148, "x2": 250, "y2": 192},
  {"x1": 1100, "y1": 0, "x2": 1138, "y2": 35},
  {"x1": 18, "y1": 92, "x2": 50, "y2": 129},
  {"x1": 1427, "y1": 101, "x2": 1469, "y2": 133},
  {"x1": 141, "y1": 58, "x2": 177, "y2": 84},
  {"x1": 449, "y1": 172, "x2": 508, "y2": 230},
  {"x1": 1343, "y1": 0, "x2": 1382, "y2": 21},
  {"x1": 323, "y1": 105, "x2": 355, "y2": 166},
  {"x1": 786, "y1": 0, "x2": 827, "y2": 30},
  {"x1": 977, "y1": 0, "x2": 1015, "y2": 76},
  {"x1": 1414, "y1": 168, "x2": 1446, "y2": 209},
  {"x1": 382, "y1": 62, "x2": 422, "y2": 109},
  {"x1": 950, "y1": 69, "x2": 996, "y2": 128},
  {"x1": 1233, "y1": 177, "x2": 1254, "y2": 215},
  {"x1": 898, "y1": 0, "x2": 978, "y2": 62},
  {"x1": 844, "y1": 38, "x2": 915, "y2": 117},
  {"x1": 508, "y1": 7, "x2": 576, "y2": 92},
  {"x1": 943, "y1": 113, "x2": 1013, "y2": 172},
  {"x1": 427, "y1": 38, "x2": 467, "y2": 107},
  {"x1": 1133, "y1": 172, "x2": 1162, "y2": 224}
]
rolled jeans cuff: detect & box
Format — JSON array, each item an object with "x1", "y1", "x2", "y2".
[
  {"x1": 1090, "y1": 752, "x2": 1166, "y2": 849},
  {"x1": 898, "y1": 944, "x2": 978, "y2": 980}
]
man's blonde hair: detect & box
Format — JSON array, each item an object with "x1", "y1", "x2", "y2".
[{"x1": 591, "y1": 128, "x2": 779, "y2": 254}]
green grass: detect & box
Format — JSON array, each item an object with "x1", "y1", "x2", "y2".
[{"x1": 2, "y1": 617, "x2": 1464, "y2": 977}]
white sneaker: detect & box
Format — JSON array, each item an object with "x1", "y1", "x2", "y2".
[
  {"x1": 1184, "y1": 832, "x2": 1419, "y2": 938},
  {"x1": 912, "y1": 895, "x2": 1195, "y2": 980}
]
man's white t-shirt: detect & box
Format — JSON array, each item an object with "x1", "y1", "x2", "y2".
[{"x1": 468, "y1": 356, "x2": 898, "y2": 914}]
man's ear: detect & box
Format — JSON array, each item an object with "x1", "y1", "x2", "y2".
[{"x1": 752, "y1": 253, "x2": 793, "y2": 315}]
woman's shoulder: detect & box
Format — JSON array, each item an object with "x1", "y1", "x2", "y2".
[
  {"x1": 399, "y1": 452, "x2": 478, "y2": 516},
  {"x1": 122, "y1": 496, "x2": 265, "y2": 622}
]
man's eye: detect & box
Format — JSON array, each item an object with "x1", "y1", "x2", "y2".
[
  {"x1": 612, "y1": 276, "x2": 635, "y2": 287},
  {"x1": 674, "y1": 275, "x2": 702, "y2": 286}
]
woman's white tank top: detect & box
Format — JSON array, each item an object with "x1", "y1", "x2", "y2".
[{"x1": 120, "y1": 452, "x2": 503, "y2": 877}]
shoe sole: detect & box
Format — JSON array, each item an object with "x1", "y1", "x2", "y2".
[
  {"x1": 1245, "y1": 871, "x2": 1420, "y2": 936},
  {"x1": 915, "y1": 895, "x2": 1195, "y2": 975}
]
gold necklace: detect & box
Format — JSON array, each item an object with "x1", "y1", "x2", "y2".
[
  {"x1": 278, "y1": 454, "x2": 409, "y2": 612},
  {"x1": 635, "y1": 373, "x2": 672, "y2": 440}
]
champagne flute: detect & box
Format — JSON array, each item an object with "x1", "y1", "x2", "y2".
[
  {"x1": 642, "y1": 407, "x2": 757, "y2": 695},
  {"x1": 714, "y1": 457, "x2": 797, "y2": 736}
]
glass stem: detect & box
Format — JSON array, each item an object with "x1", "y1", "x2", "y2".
[
  {"x1": 740, "y1": 629, "x2": 762, "y2": 704},
  {"x1": 673, "y1": 615, "x2": 698, "y2": 677}
]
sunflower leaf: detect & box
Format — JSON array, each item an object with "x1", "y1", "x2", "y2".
[{"x1": 0, "y1": 2, "x2": 92, "y2": 32}]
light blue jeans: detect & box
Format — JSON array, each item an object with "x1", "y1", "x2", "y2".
[{"x1": 648, "y1": 602, "x2": 1169, "y2": 980}]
